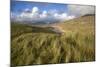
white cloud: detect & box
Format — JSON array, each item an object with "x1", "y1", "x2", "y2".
[
  {"x1": 60, "y1": 13, "x2": 68, "y2": 19},
  {"x1": 40, "y1": 10, "x2": 48, "y2": 18},
  {"x1": 60, "y1": 13, "x2": 75, "y2": 20},
  {"x1": 67, "y1": 15, "x2": 75, "y2": 20},
  {"x1": 49, "y1": 9, "x2": 58, "y2": 15},
  {"x1": 54, "y1": 13, "x2": 59, "y2": 17},
  {"x1": 31, "y1": 7, "x2": 40, "y2": 19},
  {"x1": 19, "y1": 8, "x2": 32, "y2": 18},
  {"x1": 17, "y1": 7, "x2": 40, "y2": 22},
  {"x1": 67, "y1": 5, "x2": 95, "y2": 16},
  {"x1": 53, "y1": 13, "x2": 75, "y2": 21},
  {"x1": 20, "y1": 12, "x2": 29, "y2": 18},
  {"x1": 32, "y1": 7, "x2": 39, "y2": 13},
  {"x1": 11, "y1": 6, "x2": 76, "y2": 23},
  {"x1": 43, "y1": 10, "x2": 47, "y2": 14}
]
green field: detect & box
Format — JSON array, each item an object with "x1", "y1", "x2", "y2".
[{"x1": 11, "y1": 15, "x2": 95, "y2": 66}]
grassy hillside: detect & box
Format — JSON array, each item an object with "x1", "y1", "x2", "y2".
[
  {"x1": 57, "y1": 15, "x2": 95, "y2": 34},
  {"x1": 11, "y1": 15, "x2": 95, "y2": 66}
]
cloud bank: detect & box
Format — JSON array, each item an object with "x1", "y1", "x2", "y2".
[
  {"x1": 67, "y1": 5, "x2": 95, "y2": 17},
  {"x1": 11, "y1": 6, "x2": 75, "y2": 23},
  {"x1": 11, "y1": 5, "x2": 95, "y2": 23}
]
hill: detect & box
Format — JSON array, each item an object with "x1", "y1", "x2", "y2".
[
  {"x1": 56, "y1": 15, "x2": 95, "y2": 34},
  {"x1": 11, "y1": 15, "x2": 95, "y2": 66}
]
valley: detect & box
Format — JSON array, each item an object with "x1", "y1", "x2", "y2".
[{"x1": 11, "y1": 15, "x2": 95, "y2": 66}]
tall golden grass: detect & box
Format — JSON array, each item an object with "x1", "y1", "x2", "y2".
[{"x1": 11, "y1": 15, "x2": 95, "y2": 66}]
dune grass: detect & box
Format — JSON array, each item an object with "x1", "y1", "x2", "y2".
[{"x1": 11, "y1": 16, "x2": 95, "y2": 66}]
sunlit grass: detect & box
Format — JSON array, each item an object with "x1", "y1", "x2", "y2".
[{"x1": 11, "y1": 15, "x2": 95, "y2": 66}]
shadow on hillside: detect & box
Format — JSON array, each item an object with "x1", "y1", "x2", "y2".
[{"x1": 32, "y1": 26, "x2": 56, "y2": 34}]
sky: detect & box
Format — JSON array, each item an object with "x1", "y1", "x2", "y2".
[{"x1": 11, "y1": 0, "x2": 95, "y2": 23}]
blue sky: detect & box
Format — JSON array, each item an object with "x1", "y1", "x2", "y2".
[
  {"x1": 11, "y1": 0, "x2": 95, "y2": 23},
  {"x1": 11, "y1": 1, "x2": 68, "y2": 15}
]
